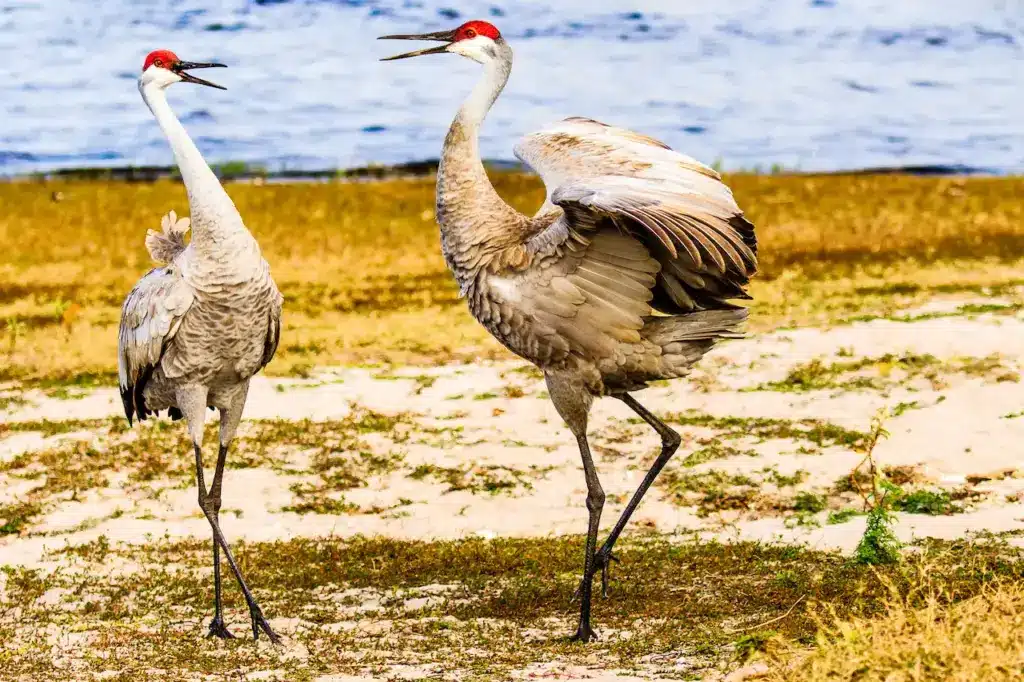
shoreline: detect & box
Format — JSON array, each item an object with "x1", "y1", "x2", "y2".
[{"x1": 0, "y1": 160, "x2": 1004, "y2": 183}]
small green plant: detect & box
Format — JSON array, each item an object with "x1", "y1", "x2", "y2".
[
  {"x1": 850, "y1": 409, "x2": 902, "y2": 565},
  {"x1": 856, "y1": 502, "x2": 902, "y2": 566}
]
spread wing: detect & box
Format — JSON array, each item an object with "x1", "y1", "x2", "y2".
[
  {"x1": 514, "y1": 117, "x2": 757, "y2": 311},
  {"x1": 118, "y1": 266, "x2": 195, "y2": 423}
]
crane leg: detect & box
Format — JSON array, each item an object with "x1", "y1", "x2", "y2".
[
  {"x1": 575, "y1": 393, "x2": 681, "y2": 600},
  {"x1": 572, "y1": 431, "x2": 605, "y2": 643},
  {"x1": 194, "y1": 442, "x2": 281, "y2": 644},
  {"x1": 545, "y1": 373, "x2": 603, "y2": 642},
  {"x1": 205, "y1": 443, "x2": 233, "y2": 640}
]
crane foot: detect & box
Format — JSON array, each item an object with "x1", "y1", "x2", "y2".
[
  {"x1": 206, "y1": 616, "x2": 236, "y2": 639},
  {"x1": 248, "y1": 603, "x2": 282, "y2": 644},
  {"x1": 569, "y1": 622, "x2": 599, "y2": 643}
]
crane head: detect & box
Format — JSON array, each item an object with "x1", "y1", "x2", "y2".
[
  {"x1": 379, "y1": 20, "x2": 504, "y2": 64},
  {"x1": 140, "y1": 49, "x2": 227, "y2": 90}
]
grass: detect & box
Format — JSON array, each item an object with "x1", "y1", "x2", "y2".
[
  {"x1": 664, "y1": 411, "x2": 870, "y2": 451},
  {"x1": 755, "y1": 352, "x2": 1020, "y2": 393},
  {"x1": 770, "y1": 580, "x2": 1024, "y2": 681},
  {"x1": 2, "y1": 534, "x2": 1023, "y2": 679},
  {"x1": 0, "y1": 409, "x2": 562, "y2": 534},
  {"x1": 0, "y1": 410, "x2": 418, "y2": 533},
  {"x1": 1, "y1": 173, "x2": 1024, "y2": 383},
  {"x1": 408, "y1": 462, "x2": 554, "y2": 495}
]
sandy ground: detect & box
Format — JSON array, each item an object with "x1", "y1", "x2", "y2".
[{"x1": 2, "y1": 301, "x2": 1023, "y2": 573}]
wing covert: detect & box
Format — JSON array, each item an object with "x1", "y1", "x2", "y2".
[{"x1": 117, "y1": 266, "x2": 195, "y2": 422}]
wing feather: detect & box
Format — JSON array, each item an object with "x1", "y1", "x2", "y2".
[
  {"x1": 515, "y1": 118, "x2": 757, "y2": 311},
  {"x1": 118, "y1": 267, "x2": 195, "y2": 423}
]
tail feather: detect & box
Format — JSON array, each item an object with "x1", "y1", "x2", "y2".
[
  {"x1": 641, "y1": 308, "x2": 747, "y2": 379},
  {"x1": 145, "y1": 210, "x2": 190, "y2": 264}
]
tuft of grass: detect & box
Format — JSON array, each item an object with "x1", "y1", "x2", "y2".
[
  {"x1": 664, "y1": 411, "x2": 869, "y2": 450},
  {"x1": 892, "y1": 488, "x2": 961, "y2": 516},
  {"x1": 826, "y1": 508, "x2": 861, "y2": 525},
  {"x1": 409, "y1": 462, "x2": 552, "y2": 495},
  {"x1": 681, "y1": 439, "x2": 759, "y2": 467},
  {"x1": 793, "y1": 492, "x2": 827, "y2": 514}
]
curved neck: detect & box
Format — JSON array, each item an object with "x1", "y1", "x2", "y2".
[
  {"x1": 140, "y1": 83, "x2": 247, "y2": 248},
  {"x1": 436, "y1": 45, "x2": 526, "y2": 268}
]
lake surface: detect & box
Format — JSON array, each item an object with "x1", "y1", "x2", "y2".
[{"x1": 1, "y1": 0, "x2": 1022, "y2": 175}]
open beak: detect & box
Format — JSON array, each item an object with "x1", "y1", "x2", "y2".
[
  {"x1": 378, "y1": 30, "x2": 456, "y2": 61},
  {"x1": 173, "y1": 61, "x2": 227, "y2": 90}
]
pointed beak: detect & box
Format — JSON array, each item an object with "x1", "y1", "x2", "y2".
[
  {"x1": 378, "y1": 30, "x2": 457, "y2": 61},
  {"x1": 173, "y1": 61, "x2": 227, "y2": 90}
]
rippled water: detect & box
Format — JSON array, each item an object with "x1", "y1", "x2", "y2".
[{"x1": 1, "y1": 0, "x2": 1022, "y2": 175}]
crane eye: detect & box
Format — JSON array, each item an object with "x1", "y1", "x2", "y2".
[
  {"x1": 465, "y1": 28, "x2": 477, "y2": 38},
  {"x1": 153, "y1": 58, "x2": 163, "y2": 67}
]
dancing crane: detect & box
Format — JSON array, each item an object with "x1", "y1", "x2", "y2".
[
  {"x1": 119, "y1": 50, "x2": 284, "y2": 642},
  {"x1": 381, "y1": 22, "x2": 757, "y2": 642}
]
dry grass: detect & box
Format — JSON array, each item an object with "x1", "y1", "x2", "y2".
[
  {"x1": 2, "y1": 534, "x2": 1022, "y2": 680},
  {"x1": 771, "y1": 580, "x2": 1024, "y2": 681},
  {"x1": 1, "y1": 173, "x2": 1023, "y2": 383}
]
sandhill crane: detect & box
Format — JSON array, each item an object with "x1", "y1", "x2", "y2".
[
  {"x1": 119, "y1": 50, "x2": 284, "y2": 643},
  {"x1": 381, "y1": 22, "x2": 757, "y2": 642}
]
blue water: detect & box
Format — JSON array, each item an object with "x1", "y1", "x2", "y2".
[{"x1": 1, "y1": 1, "x2": 1022, "y2": 175}]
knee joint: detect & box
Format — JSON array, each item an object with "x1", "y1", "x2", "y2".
[
  {"x1": 586, "y1": 488, "x2": 605, "y2": 513},
  {"x1": 663, "y1": 429, "x2": 682, "y2": 452}
]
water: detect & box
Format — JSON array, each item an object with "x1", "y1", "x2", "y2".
[{"x1": 1, "y1": 0, "x2": 1022, "y2": 176}]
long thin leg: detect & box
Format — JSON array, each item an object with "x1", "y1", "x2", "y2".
[
  {"x1": 592, "y1": 393, "x2": 681, "y2": 594},
  {"x1": 572, "y1": 432, "x2": 605, "y2": 643},
  {"x1": 194, "y1": 444, "x2": 281, "y2": 644},
  {"x1": 543, "y1": 372, "x2": 604, "y2": 642},
  {"x1": 205, "y1": 443, "x2": 233, "y2": 639}
]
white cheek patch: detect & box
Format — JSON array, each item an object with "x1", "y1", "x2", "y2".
[
  {"x1": 141, "y1": 65, "x2": 181, "y2": 89},
  {"x1": 450, "y1": 35, "x2": 494, "y2": 63}
]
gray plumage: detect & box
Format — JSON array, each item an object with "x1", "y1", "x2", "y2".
[
  {"x1": 118, "y1": 210, "x2": 281, "y2": 424},
  {"x1": 382, "y1": 27, "x2": 756, "y2": 642}
]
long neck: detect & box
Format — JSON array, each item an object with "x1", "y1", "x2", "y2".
[
  {"x1": 436, "y1": 47, "x2": 527, "y2": 275},
  {"x1": 141, "y1": 83, "x2": 251, "y2": 252}
]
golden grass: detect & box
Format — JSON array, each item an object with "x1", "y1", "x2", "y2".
[
  {"x1": 1, "y1": 174, "x2": 1023, "y2": 382},
  {"x1": 771, "y1": 580, "x2": 1024, "y2": 681}
]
